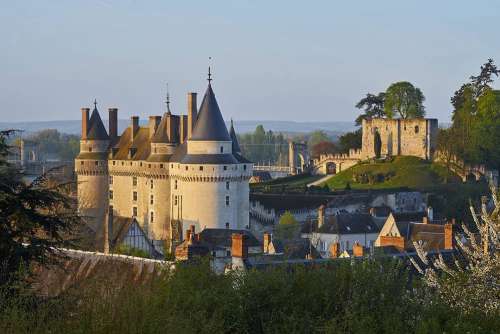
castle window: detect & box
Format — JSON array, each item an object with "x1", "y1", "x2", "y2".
[
  {"x1": 225, "y1": 222, "x2": 229, "y2": 229},
  {"x1": 174, "y1": 195, "x2": 178, "y2": 206},
  {"x1": 414, "y1": 125, "x2": 419, "y2": 133},
  {"x1": 226, "y1": 250, "x2": 231, "y2": 257},
  {"x1": 199, "y1": 166, "x2": 203, "y2": 171},
  {"x1": 171, "y1": 164, "x2": 173, "y2": 168},
  {"x1": 109, "y1": 176, "x2": 113, "y2": 185},
  {"x1": 140, "y1": 162, "x2": 143, "y2": 167},
  {"x1": 185, "y1": 166, "x2": 188, "y2": 171},
  {"x1": 154, "y1": 148, "x2": 157, "y2": 154},
  {"x1": 220, "y1": 146, "x2": 223, "y2": 153},
  {"x1": 150, "y1": 179, "x2": 154, "y2": 189},
  {"x1": 81, "y1": 161, "x2": 84, "y2": 165},
  {"x1": 113, "y1": 161, "x2": 116, "y2": 166},
  {"x1": 132, "y1": 177, "x2": 137, "y2": 186},
  {"x1": 148, "y1": 164, "x2": 151, "y2": 168},
  {"x1": 95, "y1": 161, "x2": 99, "y2": 166},
  {"x1": 223, "y1": 166, "x2": 227, "y2": 171},
  {"x1": 226, "y1": 181, "x2": 230, "y2": 190},
  {"x1": 109, "y1": 205, "x2": 113, "y2": 213},
  {"x1": 133, "y1": 191, "x2": 137, "y2": 202},
  {"x1": 88, "y1": 147, "x2": 92, "y2": 152},
  {"x1": 160, "y1": 164, "x2": 163, "y2": 168},
  {"x1": 150, "y1": 195, "x2": 154, "y2": 205},
  {"x1": 121, "y1": 161, "x2": 124, "y2": 166},
  {"x1": 174, "y1": 180, "x2": 178, "y2": 190},
  {"x1": 132, "y1": 207, "x2": 137, "y2": 217},
  {"x1": 244, "y1": 165, "x2": 247, "y2": 171},
  {"x1": 225, "y1": 196, "x2": 230, "y2": 206},
  {"x1": 150, "y1": 211, "x2": 154, "y2": 223},
  {"x1": 109, "y1": 190, "x2": 113, "y2": 200}
]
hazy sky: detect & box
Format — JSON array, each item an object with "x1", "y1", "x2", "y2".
[{"x1": 1, "y1": 0, "x2": 499, "y2": 123}]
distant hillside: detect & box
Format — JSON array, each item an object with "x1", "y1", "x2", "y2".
[
  {"x1": 324, "y1": 156, "x2": 462, "y2": 190},
  {"x1": 0, "y1": 120, "x2": 356, "y2": 136}
]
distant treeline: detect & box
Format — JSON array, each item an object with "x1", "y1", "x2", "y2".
[{"x1": 14, "y1": 129, "x2": 80, "y2": 161}]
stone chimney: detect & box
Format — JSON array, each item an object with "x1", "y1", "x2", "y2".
[
  {"x1": 131, "y1": 116, "x2": 139, "y2": 141},
  {"x1": 231, "y1": 233, "x2": 248, "y2": 258},
  {"x1": 427, "y1": 206, "x2": 434, "y2": 222},
  {"x1": 81, "y1": 108, "x2": 90, "y2": 140},
  {"x1": 329, "y1": 241, "x2": 340, "y2": 258},
  {"x1": 187, "y1": 92, "x2": 197, "y2": 139},
  {"x1": 444, "y1": 223, "x2": 453, "y2": 250},
  {"x1": 263, "y1": 233, "x2": 272, "y2": 254},
  {"x1": 148, "y1": 116, "x2": 161, "y2": 139},
  {"x1": 108, "y1": 108, "x2": 118, "y2": 141},
  {"x1": 318, "y1": 204, "x2": 326, "y2": 229},
  {"x1": 353, "y1": 242, "x2": 364, "y2": 257},
  {"x1": 179, "y1": 115, "x2": 188, "y2": 143}
]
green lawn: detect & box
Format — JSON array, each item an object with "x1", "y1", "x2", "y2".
[{"x1": 324, "y1": 156, "x2": 462, "y2": 190}]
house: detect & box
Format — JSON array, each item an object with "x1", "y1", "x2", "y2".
[
  {"x1": 375, "y1": 211, "x2": 453, "y2": 251},
  {"x1": 301, "y1": 212, "x2": 380, "y2": 258}
]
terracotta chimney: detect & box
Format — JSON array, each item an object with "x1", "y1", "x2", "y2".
[
  {"x1": 353, "y1": 242, "x2": 364, "y2": 257},
  {"x1": 131, "y1": 116, "x2": 139, "y2": 141},
  {"x1": 108, "y1": 108, "x2": 118, "y2": 141},
  {"x1": 329, "y1": 241, "x2": 340, "y2": 258},
  {"x1": 187, "y1": 92, "x2": 197, "y2": 139},
  {"x1": 231, "y1": 233, "x2": 248, "y2": 258},
  {"x1": 148, "y1": 116, "x2": 161, "y2": 139},
  {"x1": 81, "y1": 108, "x2": 90, "y2": 140},
  {"x1": 186, "y1": 229, "x2": 192, "y2": 245},
  {"x1": 263, "y1": 233, "x2": 272, "y2": 253},
  {"x1": 318, "y1": 204, "x2": 326, "y2": 228},
  {"x1": 444, "y1": 223, "x2": 453, "y2": 250}
]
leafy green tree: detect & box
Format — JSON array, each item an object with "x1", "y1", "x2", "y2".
[
  {"x1": 311, "y1": 141, "x2": 337, "y2": 159},
  {"x1": 474, "y1": 90, "x2": 500, "y2": 168},
  {"x1": 275, "y1": 211, "x2": 300, "y2": 240},
  {"x1": 307, "y1": 130, "x2": 330, "y2": 149},
  {"x1": 338, "y1": 128, "x2": 362, "y2": 153},
  {"x1": 436, "y1": 128, "x2": 458, "y2": 182},
  {"x1": 355, "y1": 92, "x2": 386, "y2": 125},
  {"x1": 0, "y1": 130, "x2": 79, "y2": 289},
  {"x1": 384, "y1": 81, "x2": 425, "y2": 119}
]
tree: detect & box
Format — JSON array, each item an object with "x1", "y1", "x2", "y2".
[
  {"x1": 307, "y1": 130, "x2": 330, "y2": 149},
  {"x1": 311, "y1": 141, "x2": 337, "y2": 159},
  {"x1": 411, "y1": 186, "x2": 499, "y2": 315},
  {"x1": 275, "y1": 211, "x2": 300, "y2": 240},
  {"x1": 355, "y1": 92, "x2": 386, "y2": 125},
  {"x1": 474, "y1": 90, "x2": 500, "y2": 169},
  {"x1": 469, "y1": 58, "x2": 500, "y2": 100},
  {"x1": 338, "y1": 129, "x2": 362, "y2": 153},
  {"x1": 0, "y1": 130, "x2": 79, "y2": 289},
  {"x1": 384, "y1": 81, "x2": 425, "y2": 119},
  {"x1": 436, "y1": 128, "x2": 458, "y2": 183}
]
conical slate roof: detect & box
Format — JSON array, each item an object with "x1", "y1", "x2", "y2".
[
  {"x1": 87, "y1": 107, "x2": 109, "y2": 140},
  {"x1": 229, "y1": 119, "x2": 241, "y2": 153},
  {"x1": 190, "y1": 84, "x2": 231, "y2": 141},
  {"x1": 151, "y1": 113, "x2": 170, "y2": 143}
]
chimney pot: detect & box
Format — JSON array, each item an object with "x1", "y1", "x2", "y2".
[
  {"x1": 81, "y1": 108, "x2": 90, "y2": 140},
  {"x1": 187, "y1": 93, "x2": 197, "y2": 139},
  {"x1": 131, "y1": 116, "x2": 139, "y2": 140},
  {"x1": 108, "y1": 108, "x2": 118, "y2": 141},
  {"x1": 231, "y1": 233, "x2": 248, "y2": 258}
]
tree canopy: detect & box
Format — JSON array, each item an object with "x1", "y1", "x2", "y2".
[
  {"x1": 384, "y1": 81, "x2": 425, "y2": 119},
  {"x1": 355, "y1": 92, "x2": 386, "y2": 125}
]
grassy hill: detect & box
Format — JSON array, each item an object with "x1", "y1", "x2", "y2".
[{"x1": 324, "y1": 156, "x2": 462, "y2": 190}]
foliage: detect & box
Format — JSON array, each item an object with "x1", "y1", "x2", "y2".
[
  {"x1": 436, "y1": 127, "x2": 458, "y2": 183},
  {"x1": 384, "y1": 81, "x2": 425, "y2": 119},
  {"x1": 275, "y1": 211, "x2": 300, "y2": 240},
  {"x1": 411, "y1": 186, "x2": 499, "y2": 316},
  {"x1": 1, "y1": 258, "x2": 498, "y2": 333},
  {"x1": 337, "y1": 128, "x2": 362, "y2": 153},
  {"x1": 449, "y1": 59, "x2": 500, "y2": 169},
  {"x1": 0, "y1": 130, "x2": 79, "y2": 289},
  {"x1": 238, "y1": 125, "x2": 287, "y2": 165},
  {"x1": 115, "y1": 244, "x2": 150, "y2": 258},
  {"x1": 307, "y1": 130, "x2": 331, "y2": 149},
  {"x1": 355, "y1": 92, "x2": 386, "y2": 125},
  {"x1": 24, "y1": 129, "x2": 80, "y2": 161},
  {"x1": 311, "y1": 141, "x2": 337, "y2": 159}
]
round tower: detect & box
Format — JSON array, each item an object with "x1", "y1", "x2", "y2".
[
  {"x1": 75, "y1": 102, "x2": 110, "y2": 226},
  {"x1": 170, "y1": 82, "x2": 252, "y2": 233}
]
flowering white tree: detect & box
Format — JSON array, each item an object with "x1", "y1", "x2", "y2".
[{"x1": 411, "y1": 186, "x2": 499, "y2": 315}]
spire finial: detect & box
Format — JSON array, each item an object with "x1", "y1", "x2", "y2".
[
  {"x1": 207, "y1": 57, "x2": 213, "y2": 83},
  {"x1": 165, "y1": 83, "x2": 171, "y2": 113},
  {"x1": 93, "y1": 99, "x2": 97, "y2": 109}
]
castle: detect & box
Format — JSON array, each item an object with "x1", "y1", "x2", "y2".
[
  {"x1": 75, "y1": 78, "x2": 253, "y2": 253},
  {"x1": 311, "y1": 117, "x2": 438, "y2": 175}
]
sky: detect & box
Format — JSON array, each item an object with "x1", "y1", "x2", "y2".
[{"x1": 1, "y1": 0, "x2": 499, "y2": 123}]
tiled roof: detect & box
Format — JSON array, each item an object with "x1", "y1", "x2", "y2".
[
  {"x1": 111, "y1": 127, "x2": 151, "y2": 161},
  {"x1": 151, "y1": 113, "x2": 170, "y2": 143},
  {"x1": 198, "y1": 228, "x2": 260, "y2": 248},
  {"x1": 229, "y1": 120, "x2": 241, "y2": 153},
  {"x1": 190, "y1": 84, "x2": 231, "y2": 141},
  {"x1": 316, "y1": 213, "x2": 380, "y2": 234}
]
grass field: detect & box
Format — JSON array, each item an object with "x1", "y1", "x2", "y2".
[{"x1": 324, "y1": 156, "x2": 462, "y2": 190}]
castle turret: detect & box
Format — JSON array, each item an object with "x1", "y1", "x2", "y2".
[
  {"x1": 75, "y1": 101, "x2": 110, "y2": 225},
  {"x1": 170, "y1": 79, "x2": 252, "y2": 233}
]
